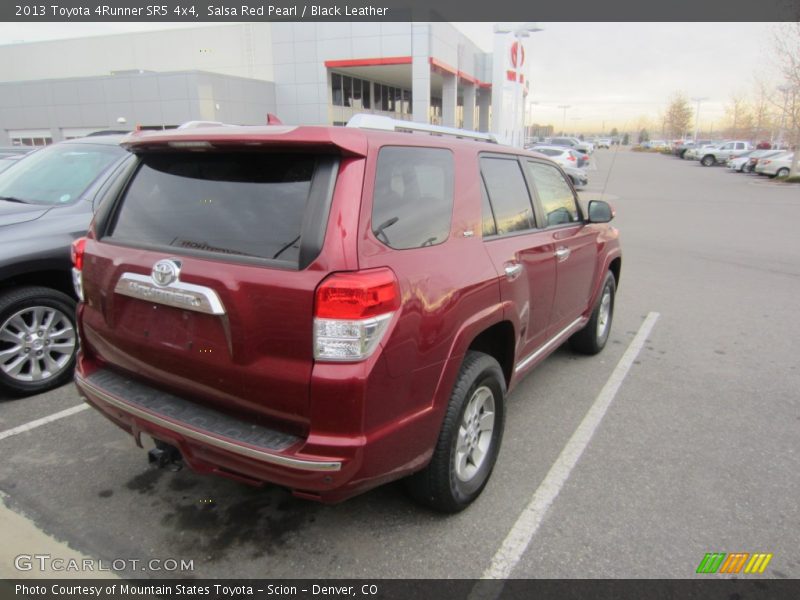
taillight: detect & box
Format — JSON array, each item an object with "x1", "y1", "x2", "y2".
[
  {"x1": 71, "y1": 237, "x2": 86, "y2": 271},
  {"x1": 567, "y1": 154, "x2": 576, "y2": 161},
  {"x1": 71, "y1": 237, "x2": 86, "y2": 301},
  {"x1": 313, "y1": 268, "x2": 400, "y2": 361}
]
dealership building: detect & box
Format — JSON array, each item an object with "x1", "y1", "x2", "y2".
[{"x1": 0, "y1": 22, "x2": 505, "y2": 146}]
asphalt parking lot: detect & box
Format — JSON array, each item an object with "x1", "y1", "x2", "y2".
[{"x1": 1, "y1": 149, "x2": 798, "y2": 580}]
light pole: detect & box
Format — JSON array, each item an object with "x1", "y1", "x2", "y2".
[
  {"x1": 558, "y1": 105, "x2": 570, "y2": 135},
  {"x1": 691, "y1": 97, "x2": 708, "y2": 142},
  {"x1": 493, "y1": 23, "x2": 543, "y2": 147},
  {"x1": 776, "y1": 84, "x2": 791, "y2": 149}
]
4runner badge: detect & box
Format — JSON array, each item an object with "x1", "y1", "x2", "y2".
[{"x1": 151, "y1": 259, "x2": 181, "y2": 287}]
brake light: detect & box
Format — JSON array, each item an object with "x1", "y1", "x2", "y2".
[
  {"x1": 70, "y1": 237, "x2": 86, "y2": 301},
  {"x1": 314, "y1": 268, "x2": 400, "y2": 361},
  {"x1": 71, "y1": 237, "x2": 86, "y2": 271},
  {"x1": 567, "y1": 154, "x2": 576, "y2": 162}
]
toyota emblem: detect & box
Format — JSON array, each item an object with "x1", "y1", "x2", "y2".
[{"x1": 151, "y1": 259, "x2": 181, "y2": 287}]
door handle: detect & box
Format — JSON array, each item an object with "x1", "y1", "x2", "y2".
[
  {"x1": 555, "y1": 246, "x2": 571, "y2": 262},
  {"x1": 504, "y1": 263, "x2": 523, "y2": 280}
]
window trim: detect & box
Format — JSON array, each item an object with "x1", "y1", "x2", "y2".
[{"x1": 479, "y1": 152, "x2": 540, "y2": 239}]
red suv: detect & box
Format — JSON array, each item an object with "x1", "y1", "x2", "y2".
[{"x1": 73, "y1": 116, "x2": 621, "y2": 512}]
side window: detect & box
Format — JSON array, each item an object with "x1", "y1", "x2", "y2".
[
  {"x1": 480, "y1": 157, "x2": 536, "y2": 235},
  {"x1": 372, "y1": 147, "x2": 453, "y2": 249},
  {"x1": 721, "y1": 143, "x2": 733, "y2": 150},
  {"x1": 527, "y1": 161, "x2": 580, "y2": 227}
]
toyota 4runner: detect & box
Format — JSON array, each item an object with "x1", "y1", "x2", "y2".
[{"x1": 73, "y1": 115, "x2": 621, "y2": 512}]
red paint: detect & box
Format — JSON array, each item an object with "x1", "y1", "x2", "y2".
[
  {"x1": 324, "y1": 56, "x2": 412, "y2": 68},
  {"x1": 429, "y1": 57, "x2": 490, "y2": 87},
  {"x1": 510, "y1": 41, "x2": 525, "y2": 69}
]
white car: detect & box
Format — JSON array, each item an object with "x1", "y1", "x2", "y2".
[
  {"x1": 596, "y1": 138, "x2": 612, "y2": 149},
  {"x1": 755, "y1": 152, "x2": 794, "y2": 177},
  {"x1": 530, "y1": 145, "x2": 587, "y2": 169},
  {"x1": 743, "y1": 149, "x2": 785, "y2": 173},
  {"x1": 727, "y1": 151, "x2": 755, "y2": 172},
  {"x1": 549, "y1": 137, "x2": 593, "y2": 154}
]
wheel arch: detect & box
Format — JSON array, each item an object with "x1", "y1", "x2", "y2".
[{"x1": 465, "y1": 321, "x2": 516, "y2": 387}]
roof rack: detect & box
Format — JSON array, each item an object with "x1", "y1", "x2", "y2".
[
  {"x1": 346, "y1": 114, "x2": 497, "y2": 144},
  {"x1": 177, "y1": 120, "x2": 234, "y2": 129}
]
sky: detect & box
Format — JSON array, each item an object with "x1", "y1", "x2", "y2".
[{"x1": 0, "y1": 21, "x2": 786, "y2": 133}]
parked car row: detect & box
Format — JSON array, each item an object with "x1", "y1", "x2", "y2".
[
  {"x1": 664, "y1": 138, "x2": 795, "y2": 178},
  {"x1": 742, "y1": 150, "x2": 795, "y2": 177}
]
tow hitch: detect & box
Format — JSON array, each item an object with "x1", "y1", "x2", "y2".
[{"x1": 147, "y1": 440, "x2": 183, "y2": 471}]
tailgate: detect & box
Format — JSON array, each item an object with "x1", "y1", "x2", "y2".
[{"x1": 80, "y1": 149, "x2": 355, "y2": 433}]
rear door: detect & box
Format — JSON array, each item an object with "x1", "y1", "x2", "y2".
[
  {"x1": 479, "y1": 154, "x2": 556, "y2": 358},
  {"x1": 80, "y1": 149, "x2": 346, "y2": 431}
]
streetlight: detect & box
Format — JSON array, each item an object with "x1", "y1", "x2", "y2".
[
  {"x1": 558, "y1": 104, "x2": 571, "y2": 135},
  {"x1": 776, "y1": 84, "x2": 791, "y2": 149},
  {"x1": 494, "y1": 23, "x2": 543, "y2": 147},
  {"x1": 691, "y1": 96, "x2": 708, "y2": 142}
]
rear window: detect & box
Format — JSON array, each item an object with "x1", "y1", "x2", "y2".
[{"x1": 108, "y1": 152, "x2": 317, "y2": 265}]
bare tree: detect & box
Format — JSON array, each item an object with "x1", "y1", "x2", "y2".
[
  {"x1": 724, "y1": 93, "x2": 755, "y2": 140},
  {"x1": 751, "y1": 77, "x2": 778, "y2": 142},
  {"x1": 664, "y1": 92, "x2": 693, "y2": 139}
]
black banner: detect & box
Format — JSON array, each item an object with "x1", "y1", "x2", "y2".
[
  {"x1": 1, "y1": 0, "x2": 799, "y2": 22},
  {"x1": 1, "y1": 579, "x2": 800, "y2": 600}
]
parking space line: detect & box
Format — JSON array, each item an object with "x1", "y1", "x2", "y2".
[
  {"x1": 0, "y1": 404, "x2": 88, "y2": 442},
  {"x1": 482, "y1": 312, "x2": 660, "y2": 580}
]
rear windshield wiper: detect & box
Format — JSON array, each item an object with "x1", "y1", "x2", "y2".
[{"x1": 0, "y1": 196, "x2": 30, "y2": 204}]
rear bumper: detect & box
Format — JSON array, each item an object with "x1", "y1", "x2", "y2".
[{"x1": 75, "y1": 366, "x2": 374, "y2": 502}]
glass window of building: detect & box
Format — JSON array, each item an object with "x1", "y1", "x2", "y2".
[{"x1": 332, "y1": 73, "x2": 342, "y2": 106}]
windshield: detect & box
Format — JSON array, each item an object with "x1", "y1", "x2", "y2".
[{"x1": 0, "y1": 143, "x2": 125, "y2": 205}]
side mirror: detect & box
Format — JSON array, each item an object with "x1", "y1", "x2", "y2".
[{"x1": 588, "y1": 200, "x2": 614, "y2": 223}]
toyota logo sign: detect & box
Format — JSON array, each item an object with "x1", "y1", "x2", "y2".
[{"x1": 151, "y1": 259, "x2": 181, "y2": 287}]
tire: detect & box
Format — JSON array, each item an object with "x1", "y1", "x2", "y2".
[
  {"x1": 0, "y1": 287, "x2": 78, "y2": 396},
  {"x1": 743, "y1": 164, "x2": 753, "y2": 173},
  {"x1": 701, "y1": 155, "x2": 716, "y2": 167},
  {"x1": 407, "y1": 351, "x2": 506, "y2": 512},
  {"x1": 776, "y1": 167, "x2": 790, "y2": 178},
  {"x1": 569, "y1": 271, "x2": 616, "y2": 355}
]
